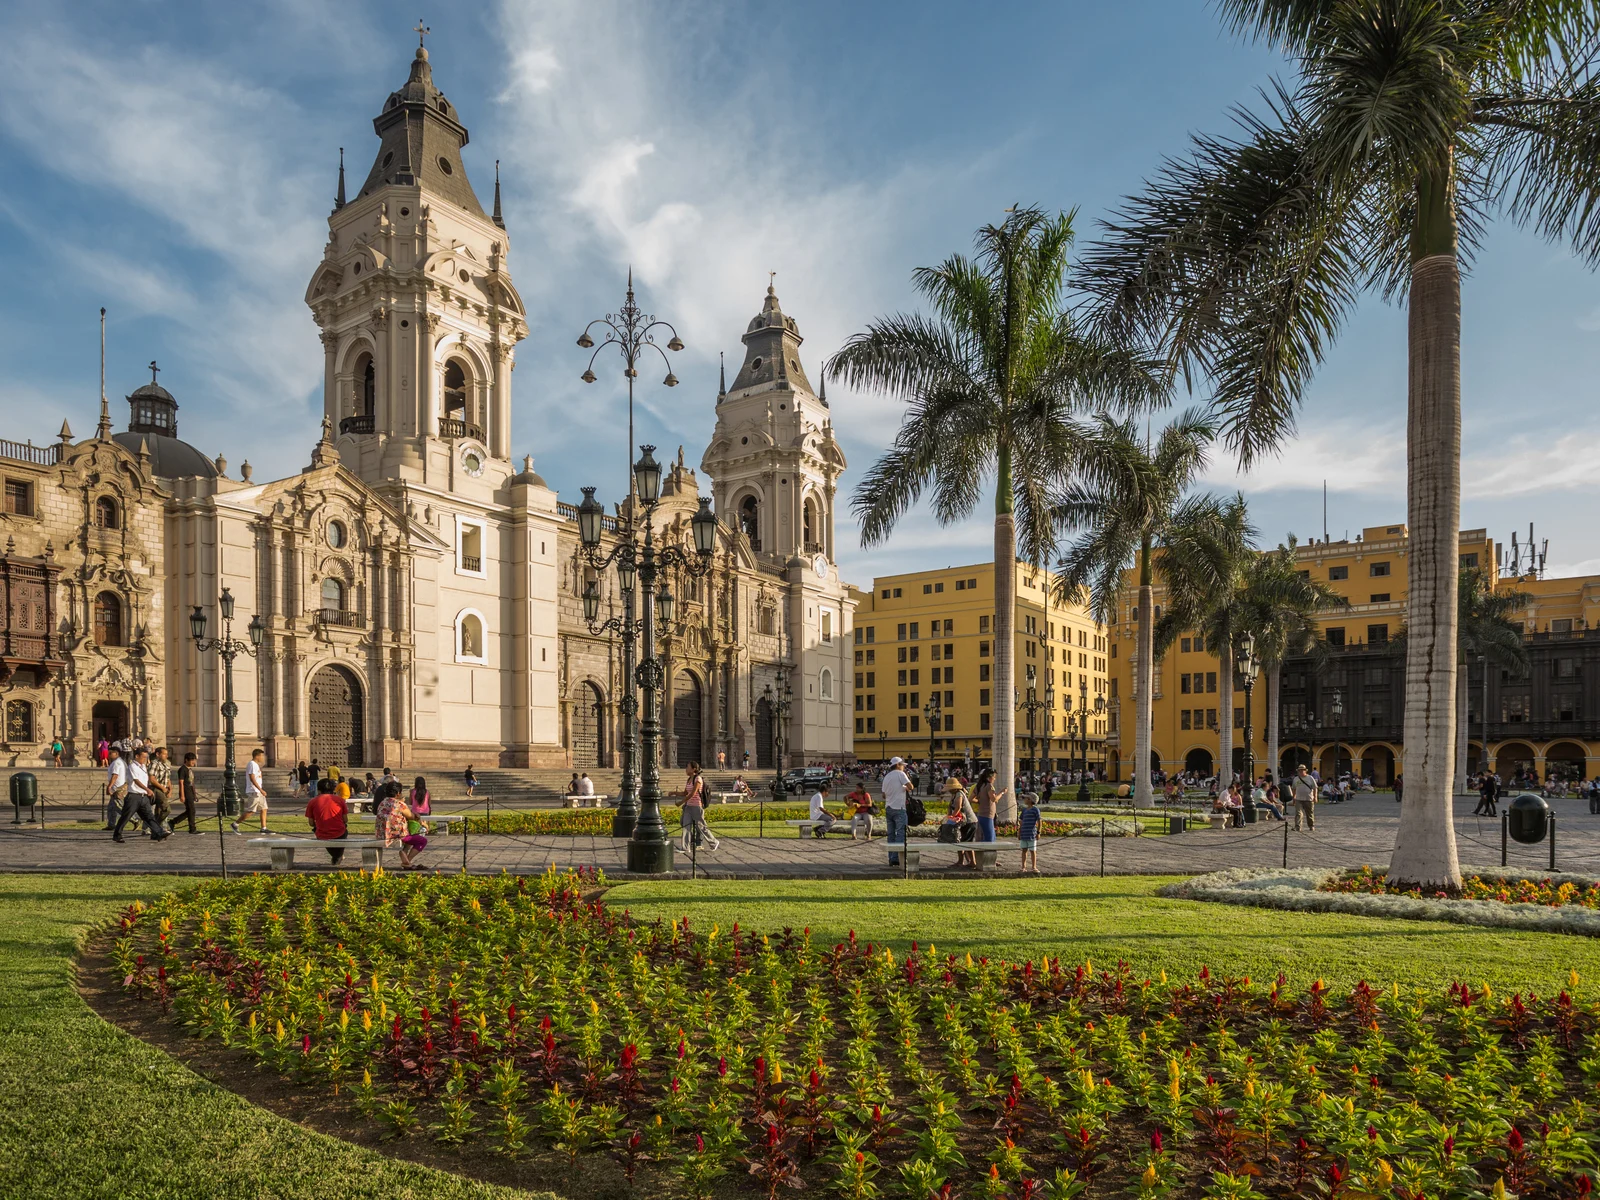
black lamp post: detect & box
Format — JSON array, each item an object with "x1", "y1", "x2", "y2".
[
  {"x1": 878, "y1": 728, "x2": 887, "y2": 765},
  {"x1": 923, "y1": 693, "x2": 942, "y2": 795},
  {"x1": 1076, "y1": 679, "x2": 1098, "y2": 804},
  {"x1": 1480, "y1": 652, "x2": 1490, "y2": 789},
  {"x1": 1329, "y1": 688, "x2": 1345, "y2": 791},
  {"x1": 756, "y1": 675, "x2": 793, "y2": 828},
  {"x1": 577, "y1": 446, "x2": 716, "y2": 872},
  {"x1": 1237, "y1": 633, "x2": 1260, "y2": 821},
  {"x1": 574, "y1": 276, "x2": 684, "y2": 838},
  {"x1": 189, "y1": 588, "x2": 264, "y2": 818},
  {"x1": 1017, "y1": 665, "x2": 1049, "y2": 783}
]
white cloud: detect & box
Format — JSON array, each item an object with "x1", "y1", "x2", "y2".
[{"x1": 1201, "y1": 417, "x2": 1407, "y2": 495}]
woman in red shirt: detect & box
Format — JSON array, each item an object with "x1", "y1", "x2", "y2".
[{"x1": 304, "y1": 779, "x2": 349, "y2": 866}]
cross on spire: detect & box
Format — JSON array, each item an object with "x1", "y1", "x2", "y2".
[
  {"x1": 413, "y1": 19, "x2": 430, "y2": 46},
  {"x1": 149, "y1": 360, "x2": 160, "y2": 385}
]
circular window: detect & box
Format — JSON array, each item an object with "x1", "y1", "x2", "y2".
[
  {"x1": 751, "y1": 357, "x2": 762, "y2": 370},
  {"x1": 790, "y1": 359, "x2": 798, "y2": 370},
  {"x1": 741, "y1": 436, "x2": 749, "y2": 445},
  {"x1": 400, "y1": 319, "x2": 409, "y2": 329},
  {"x1": 779, "y1": 404, "x2": 786, "y2": 411},
  {"x1": 382, "y1": 151, "x2": 394, "y2": 168},
  {"x1": 352, "y1": 262, "x2": 361, "y2": 275},
  {"x1": 328, "y1": 520, "x2": 347, "y2": 549},
  {"x1": 438, "y1": 156, "x2": 454, "y2": 176},
  {"x1": 462, "y1": 452, "x2": 484, "y2": 478},
  {"x1": 459, "y1": 270, "x2": 470, "y2": 283},
  {"x1": 400, "y1": 207, "x2": 410, "y2": 217}
]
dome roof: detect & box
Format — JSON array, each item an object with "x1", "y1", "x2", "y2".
[
  {"x1": 112, "y1": 432, "x2": 220, "y2": 480},
  {"x1": 128, "y1": 381, "x2": 176, "y2": 404}
]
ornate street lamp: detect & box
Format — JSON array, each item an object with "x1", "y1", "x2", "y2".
[
  {"x1": 1237, "y1": 632, "x2": 1260, "y2": 821},
  {"x1": 577, "y1": 446, "x2": 715, "y2": 871},
  {"x1": 190, "y1": 587, "x2": 264, "y2": 818},
  {"x1": 755, "y1": 675, "x2": 794, "y2": 833},
  {"x1": 1017, "y1": 665, "x2": 1047, "y2": 784},
  {"x1": 923, "y1": 692, "x2": 942, "y2": 795},
  {"x1": 573, "y1": 280, "x2": 685, "y2": 838},
  {"x1": 1329, "y1": 688, "x2": 1346, "y2": 789}
]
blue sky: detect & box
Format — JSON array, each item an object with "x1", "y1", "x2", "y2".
[{"x1": 3, "y1": 1, "x2": 1597, "y2": 586}]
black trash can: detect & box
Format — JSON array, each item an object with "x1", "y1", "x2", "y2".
[
  {"x1": 1507, "y1": 792, "x2": 1550, "y2": 844},
  {"x1": 1168, "y1": 815, "x2": 1187, "y2": 835},
  {"x1": 10, "y1": 771, "x2": 37, "y2": 822}
]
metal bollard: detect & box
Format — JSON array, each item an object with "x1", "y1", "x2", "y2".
[
  {"x1": 1550, "y1": 814, "x2": 1557, "y2": 872},
  {"x1": 1100, "y1": 817, "x2": 1106, "y2": 877},
  {"x1": 1283, "y1": 820, "x2": 1289, "y2": 868},
  {"x1": 463, "y1": 811, "x2": 469, "y2": 874},
  {"x1": 1502, "y1": 812, "x2": 1508, "y2": 867}
]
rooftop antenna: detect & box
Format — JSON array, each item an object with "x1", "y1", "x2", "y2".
[{"x1": 1539, "y1": 539, "x2": 1548, "y2": 579}]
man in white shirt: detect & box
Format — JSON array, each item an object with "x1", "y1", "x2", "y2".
[
  {"x1": 577, "y1": 773, "x2": 595, "y2": 796},
  {"x1": 104, "y1": 748, "x2": 128, "y2": 830},
  {"x1": 233, "y1": 748, "x2": 269, "y2": 834},
  {"x1": 111, "y1": 748, "x2": 168, "y2": 843},
  {"x1": 807, "y1": 782, "x2": 836, "y2": 838},
  {"x1": 881, "y1": 756, "x2": 911, "y2": 865}
]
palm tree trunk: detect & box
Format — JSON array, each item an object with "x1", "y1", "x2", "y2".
[
  {"x1": 993, "y1": 445, "x2": 1018, "y2": 823},
  {"x1": 1454, "y1": 660, "x2": 1469, "y2": 794},
  {"x1": 1217, "y1": 639, "x2": 1235, "y2": 784},
  {"x1": 1389, "y1": 163, "x2": 1463, "y2": 889},
  {"x1": 1133, "y1": 537, "x2": 1155, "y2": 809},
  {"x1": 1266, "y1": 665, "x2": 1281, "y2": 788}
]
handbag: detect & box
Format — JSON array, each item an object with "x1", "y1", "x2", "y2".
[{"x1": 936, "y1": 823, "x2": 958, "y2": 844}]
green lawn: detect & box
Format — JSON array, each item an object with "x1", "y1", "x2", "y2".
[
  {"x1": 0, "y1": 874, "x2": 551, "y2": 1200},
  {"x1": 9, "y1": 871, "x2": 1600, "y2": 1198},
  {"x1": 611, "y1": 874, "x2": 1600, "y2": 993}
]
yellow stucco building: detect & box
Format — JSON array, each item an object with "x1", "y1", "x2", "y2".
[
  {"x1": 851, "y1": 563, "x2": 1110, "y2": 770},
  {"x1": 1104, "y1": 524, "x2": 1600, "y2": 785}
]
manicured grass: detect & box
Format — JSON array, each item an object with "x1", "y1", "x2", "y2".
[
  {"x1": 610, "y1": 874, "x2": 1600, "y2": 993},
  {"x1": 0, "y1": 874, "x2": 552, "y2": 1200}
]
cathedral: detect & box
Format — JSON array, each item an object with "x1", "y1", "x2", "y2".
[{"x1": 0, "y1": 38, "x2": 856, "y2": 772}]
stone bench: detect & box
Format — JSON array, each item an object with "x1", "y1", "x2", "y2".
[
  {"x1": 249, "y1": 836, "x2": 385, "y2": 871},
  {"x1": 785, "y1": 818, "x2": 857, "y2": 838},
  {"x1": 562, "y1": 793, "x2": 609, "y2": 809},
  {"x1": 884, "y1": 839, "x2": 1021, "y2": 872},
  {"x1": 711, "y1": 792, "x2": 752, "y2": 804}
]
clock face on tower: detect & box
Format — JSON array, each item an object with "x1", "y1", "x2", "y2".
[
  {"x1": 461, "y1": 448, "x2": 485, "y2": 478},
  {"x1": 812, "y1": 554, "x2": 829, "y2": 580}
]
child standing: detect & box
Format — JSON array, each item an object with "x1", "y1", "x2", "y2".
[{"x1": 1017, "y1": 792, "x2": 1042, "y2": 874}]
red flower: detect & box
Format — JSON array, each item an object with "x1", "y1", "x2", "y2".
[
  {"x1": 1150, "y1": 1129, "x2": 1163, "y2": 1152},
  {"x1": 1508, "y1": 1127, "x2": 1524, "y2": 1152}
]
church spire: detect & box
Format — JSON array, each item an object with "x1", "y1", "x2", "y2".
[
  {"x1": 819, "y1": 368, "x2": 828, "y2": 408},
  {"x1": 492, "y1": 159, "x2": 504, "y2": 229},
  {"x1": 718, "y1": 351, "x2": 726, "y2": 399},
  {"x1": 96, "y1": 307, "x2": 112, "y2": 440},
  {"x1": 334, "y1": 147, "x2": 346, "y2": 210}
]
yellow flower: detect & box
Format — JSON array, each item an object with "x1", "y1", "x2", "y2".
[
  {"x1": 966, "y1": 953, "x2": 974, "y2": 969},
  {"x1": 362, "y1": 1011, "x2": 372, "y2": 1031},
  {"x1": 1142, "y1": 1163, "x2": 1158, "y2": 1187},
  {"x1": 1344, "y1": 1096, "x2": 1355, "y2": 1115},
  {"x1": 1377, "y1": 1159, "x2": 1393, "y2": 1187},
  {"x1": 1244, "y1": 1078, "x2": 1255, "y2": 1097},
  {"x1": 1493, "y1": 1180, "x2": 1507, "y2": 1200},
  {"x1": 1159, "y1": 969, "x2": 1167, "y2": 984},
  {"x1": 772, "y1": 1062, "x2": 783, "y2": 1084},
  {"x1": 362, "y1": 1068, "x2": 372, "y2": 1087},
  {"x1": 1572, "y1": 969, "x2": 1582, "y2": 989}
]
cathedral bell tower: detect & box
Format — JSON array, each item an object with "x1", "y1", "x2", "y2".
[
  {"x1": 700, "y1": 281, "x2": 846, "y2": 570},
  {"x1": 304, "y1": 30, "x2": 527, "y2": 494}
]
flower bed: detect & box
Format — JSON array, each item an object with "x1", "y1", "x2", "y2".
[
  {"x1": 1328, "y1": 866, "x2": 1600, "y2": 909},
  {"x1": 111, "y1": 869, "x2": 1600, "y2": 1197},
  {"x1": 1164, "y1": 868, "x2": 1600, "y2": 938}
]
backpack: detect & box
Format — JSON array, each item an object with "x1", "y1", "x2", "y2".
[{"x1": 905, "y1": 794, "x2": 926, "y2": 827}]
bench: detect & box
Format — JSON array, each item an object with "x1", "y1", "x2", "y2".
[
  {"x1": 562, "y1": 793, "x2": 609, "y2": 809},
  {"x1": 711, "y1": 791, "x2": 751, "y2": 805},
  {"x1": 248, "y1": 836, "x2": 385, "y2": 871},
  {"x1": 785, "y1": 817, "x2": 858, "y2": 838},
  {"x1": 884, "y1": 839, "x2": 1021, "y2": 872}
]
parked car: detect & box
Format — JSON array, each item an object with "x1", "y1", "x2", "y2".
[{"x1": 782, "y1": 767, "x2": 832, "y2": 795}]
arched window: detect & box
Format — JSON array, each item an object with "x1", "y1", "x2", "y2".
[
  {"x1": 321, "y1": 577, "x2": 345, "y2": 613},
  {"x1": 457, "y1": 611, "x2": 485, "y2": 662},
  {"x1": 820, "y1": 668, "x2": 834, "y2": 702},
  {"x1": 361, "y1": 356, "x2": 375, "y2": 416},
  {"x1": 94, "y1": 496, "x2": 119, "y2": 530},
  {"x1": 739, "y1": 495, "x2": 760, "y2": 550},
  {"x1": 443, "y1": 360, "x2": 468, "y2": 418},
  {"x1": 6, "y1": 699, "x2": 34, "y2": 743},
  {"x1": 803, "y1": 497, "x2": 817, "y2": 550},
  {"x1": 93, "y1": 592, "x2": 123, "y2": 647}
]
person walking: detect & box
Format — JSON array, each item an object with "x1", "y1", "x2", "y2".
[
  {"x1": 233, "y1": 748, "x2": 269, "y2": 834},
  {"x1": 50, "y1": 738, "x2": 63, "y2": 767},
  {"x1": 112, "y1": 748, "x2": 168, "y2": 843},
  {"x1": 742, "y1": 750, "x2": 750, "y2": 771},
  {"x1": 1291, "y1": 765, "x2": 1317, "y2": 831},
  {"x1": 463, "y1": 765, "x2": 478, "y2": 798},
  {"x1": 1477, "y1": 771, "x2": 1500, "y2": 818},
  {"x1": 1393, "y1": 772, "x2": 1403, "y2": 804},
  {"x1": 305, "y1": 778, "x2": 349, "y2": 865},
  {"x1": 166, "y1": 751, "x2": 202, "y2": 834},
  {"x1": 148, "y1": 746, "x2": 172, "y2": 827},
  {"x1": 678, "y1": 762, "x2": 718, "y2": 852},
  {"x1": 882, "y1": 756, "x2": 911, "y2": 865},
  {"x1": 103, "y1": 747, "x2": 127, "y2": 830}
]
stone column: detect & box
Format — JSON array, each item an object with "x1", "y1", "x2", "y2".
[{"x1": 320, "y1": 329, "x2": 337, "y2": 432}]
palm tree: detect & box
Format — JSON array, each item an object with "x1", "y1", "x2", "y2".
[
  {"x1": 832, "y1": 207, "x2": 1165, "y2": 809},
  {"x1": 1053, "y1": 409, "x2": 1216, "y2": 808},
  {"x1": 1238, "y1": 536, "x2": 1341, "y2": 786},
  {"x1": 1076, "y1": 3, "x2": 1600, "y2": 888},
  {"x1": 1154, "y1": 496, "x2": 1257, "y2": 786}
]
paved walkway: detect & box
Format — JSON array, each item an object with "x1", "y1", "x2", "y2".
[{"x1": 2, "y1": 794, "x2": 1594, "y2": 880}]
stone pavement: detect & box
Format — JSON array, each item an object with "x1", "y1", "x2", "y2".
[{"x1": 3, "y1": 793, "x2": 1596, "y2": 880}]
